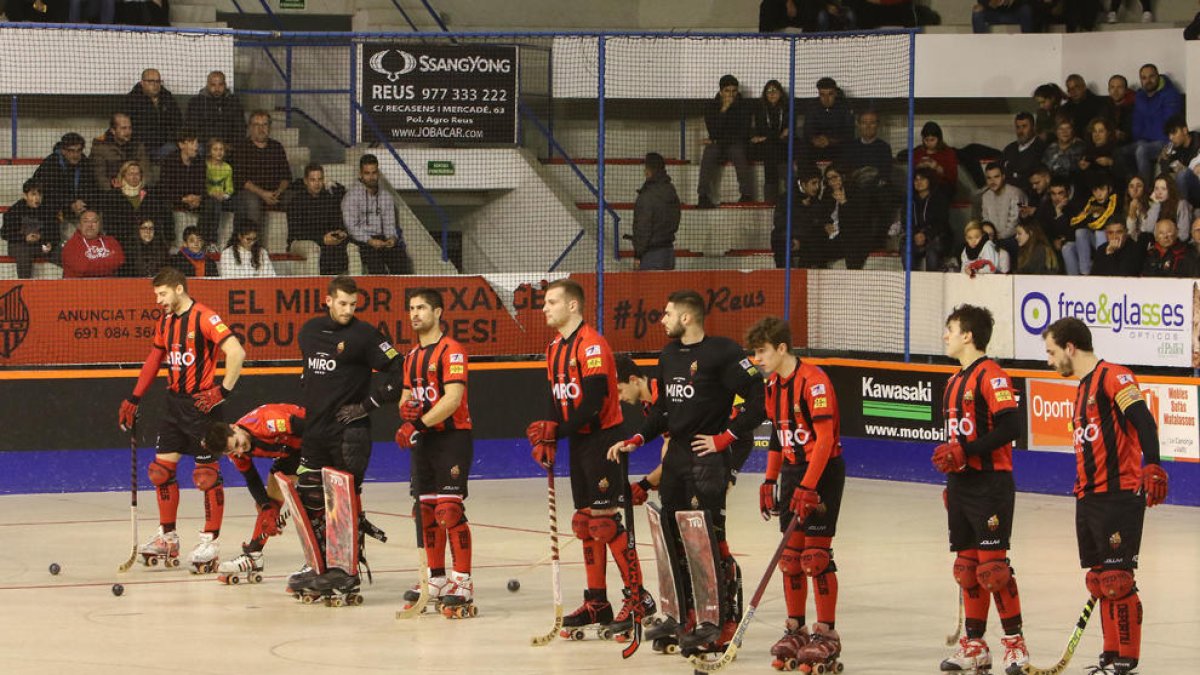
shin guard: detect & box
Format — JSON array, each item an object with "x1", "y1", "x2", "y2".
[
  {"x1": 419, "y1": 498, "x2": 445, "y2": 573},
  {"x1": 980, "y1": 550, "x2": 1022, "y2": 634},
  {"x1": 957, "y1": 550, "x2": 991, "y2": 638},
  {"x1": 148, "y1": 458, "x2": 180, "y2": 529},
  {"x1": 436, "y1": 497, "x2": 472, "y2": 574},
  {"x1": 194, "y1": 462, "x2": 224, "y2": 536}
]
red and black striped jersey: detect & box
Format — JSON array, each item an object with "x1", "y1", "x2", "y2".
[
  {"x1": 545, "y1": 323, "x2": 623, "y2": 434},
  {"x1": 943, "y1": 356, "x2": 1019, "y2": 472},
  {"x1": 402, "y1": 335, "x2": 472, "y2": 431},
  {"x1": 151, "y1": 301, "x2": 233, "y2": 395},
  {"x1": 231, "y1": 403, "x2": 305, "y2": 472},
  {"x1": 764, "y1": 361, "x2": 842, "y2": 464},
  {"x1": 1070, "y1": 361, "x2": 1147, "y2": 498}
]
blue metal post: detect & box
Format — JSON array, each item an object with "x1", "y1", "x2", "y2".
[
  {"x1": 596, "y1": 35, "x2": 607, "y2": 333},
  {"x1": 547, "y1": 45, "x2": 555, "y2": 161},
  {"x1": 783, "y1": 37, "x2": 796, "y2": 322},
  {"x1": 349, "y1": 43, "x2": 358, "y2": 145},
  {"x1": 679, "y1": 109, "x2": 686, "y2": 162},
  {"x1": 285, "y1": 46, "x2": 293, "y2": 129},
  {"x1": 903, "y1": 32, "x2": 916, "y2": 363},
  {"x1": 10, "y1": 96, "x2": 16, "y2": 159}
]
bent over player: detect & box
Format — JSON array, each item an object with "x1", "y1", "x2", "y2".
[
  {"x1": 118, "y1": 266, "x2": 245, "y2": 573},
  {"x1": 527, "y1": 279, "x2": 653, "y2": 639},
  {"x1": 746, "y1": 316, "x2": 845, "y2": 673},
  {"x1": 1043, "y1": 317, "x2": 1168, "y2": 675},
  {"x1": 397, "y1": 288, "x2": 477, "y2": 617},
  {"x1": 933, "y1": 304, "x2": 1028, "y2": 675}
]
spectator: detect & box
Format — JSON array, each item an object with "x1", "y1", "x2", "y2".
[
  {"x1": 5, "y1": 0, "x2": 67, "y2": 21},
  {"x1": 977, "y1": 161, "x2": 1025, "y2": 260},
  {"x1": 697, "y1": 74, "x2": 753, "y2": 208},
  {"x1": 758, "y1": 0, "x2": 805, "y2": 31},
  {"x1": 286, "y1": 163, "x2": 349, "y2": 276},
  {"x1": 69, "y1": 0, "x2": 115, "y2": 23},
  {"x1": 1142, "y1": 218, "x2": 1195, "y2": 276},
  {"x1": 1038, "y1": 176, "x2": 1080, "y2": 257},
  {"x1": 912, "y1": 121, "x2": 958, "y2": 191},
  {"x1": 230, "y1": 110, "x2": 291, "y2": 225},
  {"x1": 1190, "y1": 216, "x2": 1200, "y2": 258},
  {"x1": 972, "y1": 0, "x2": 1035, "y2": 33},
  {"x1": 852, "y1": 0, "x2": 918, "y2": 28},
  {"x1": 1187, "y1": 2, "x2": 1200, "y2": 40},
  {"x1": 1061, "y1": 75, "x2": 1108, "y2": 138},
  {"x1": 1065, "y1": 172, "x2": 1120, "y2": 275},
  {"x1": 126, "y1": 220, "x2": 170, "y2": 278},
  {"x1": 169, "y1": 226, "x2": 218, "y2": 277},
  {"x1": 126, "y1": 68, "x2": 182, "y2": 160},
  {"x1": 186, "y1": 71, "x2": 246, "y2": 153},
  {"x1": 1033, "y1": 84, "x2": 1065, "y2": 143},
  {"x1": 1002, "y1": 112, "x2": 1048, "y2": 194},
  {"x1": 818, "y1": 164, "x2": 851, "y2": 268},
  {"x1": 91, "y1": 113, "x2": 150, "y2": 193},
  {"x1": 1108, "y1": 75, "x2": 1135, "y2": 145},
  {"x1": 100, "y1": 160, "x2": 169, "y2": 258},
  {"x1": 630, "y1": 152, "x2": 681, "y2": 270},
  {"x1": 1019, "y1": 164, "x2": 1052, "y2": 224},
  {"x1": 1124, "y1": 64, "x2": 1182, "y2": 182},
  {"x1": 801, "y1": 77, "x2": 855, "y2": 167},
  {"x1": 1014, "y1": 222, "x2": 1061, "y2": 274},
  {"x1": 1064, "y1": 0, "x2": 1099, "y2": 31},
  {"x1": 1042, "y1": 117, "x2": 1085, "y2": 182},
  {"x1": 1145, "y1": 174, "x2": 1191, "y2": 240},
  {"x1": 1078, "y1": 117, "x2": 1119, "y2": 186},
  {"x1": 1124, "y1": 175, "x2": 1151, "y2": 241},
  {"x1": 61, "y1": 210, "x2": 124, "y2": 278},
  {"x1": 771, "y1": 165, "x2": 828, "y2": 268},
  {"x1": 839, "y1": 109, "x2": 892, "y2": 183},
  {"x1": 961, "y1": 220, "x2": 1004, "y2": 277},
  {"x1": 157, "y1": 129, "x2": 205, "y2": 214},
  {"x1": 749, "y1": 80, "x2": 790, "y2": 203},
  {"x1": 912, "y1": 167, "x2": 950, "y2": 271},
  {"x1": 2, "y1": 180, "x2": 59, "y2": 279},
  {"x1": 218, "y1": 219, "x2": 276, "y2": 278},
  {"x1": 1105, "y1": 0, "x2": 1152, "y2": 23},
  {"x1": 980, "y1": 221, "x2": 1012, "y2": 271},
  {"x1": 342, "y1": 154, "x2": 412, "y2": 275},
  {"x1": 201, "y1": 137, "x2": 234, "y2": 247},
  {"x1": 1090, "y1": 220, "x2": 1142, "y2": 276},
  {"x1": 32, "y1": 132, "x2": 93, "y2": 224},
  {"x1": 115, "y1": 0, "x2": 169, "y2": 26},
  {"x1": 1158, "y1": 115, "x2": 1200, "y2": 205}
]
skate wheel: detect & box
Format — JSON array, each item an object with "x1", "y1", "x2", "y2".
[
  {"x1": 571, "y1": 629, "x2": 584, "y2": 641},
  {"x1": 599, "y1": 628, "x2": 613, "y2": 641},
  {"x1": 784, "y1": 659, "x2": 797, "y2": 671},
  {"x1": 251, "y1": 573, "x2": 262, "y2": 584},
  {"x1": 229, "y1": 575, "x2": 239, "y2": 585},
  {"x1": 169, "y1": 558, "x2": 180, "y2": 568},
  {"x1": 466, "y1": 604, "x2": 476, "y2": 617},
  {"x1": 834, "y1": 663, "x2": 844, "y2": 673},
  {"x1": 150, "y1": 557, "x2": 159, "y2": 567},
  {"x1": 814, "y1": 664, "x2": 827, "y2": 674},
  {"x1": 301, "y1": 594, "x2": 316, "y2": 604},
  {"x1": 351, "y1": 594, "x2": 364, "y2": 606},
  {"x1": 666, "y1": 643, "x2": 679, "y2": 655}
]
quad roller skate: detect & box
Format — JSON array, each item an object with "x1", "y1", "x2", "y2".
[
  {"x1": 794, "y1": 624, "x2": 843, "y2": 674},
  {"x1": 679, "y1": 621, "x2": 727, "y2": 657},
  {"x1": 647, "y1": 615, "x2": 680, "y2": 654},
  {"x1": 440, "y1": 571, "x2": 477, "y2": 619},
  {"x1": 999, "y1": 634, "x2": 1029, "y2": 675},
  {"x1": 604, "y1": 588, "x2": 658, "y2": 643},
  {"x1": 138, "y1": 527, "x2": 181, "y2": 568},
  {"x1": 558, "y1": 589, "x2": 614, "y2": 641},
  {"x1": 216, "y1": 551, "x2": 264, "y2": 585},
  {"x1": 286, "y1": 564, "x2": 318, "y2": 596},
  {"x1": 402, "y1": 574, "x2": 449, "y2": 614},
  {"x1": 771, "y1": 621, "x2": 812, "y2": 671},
  {"x1": 941, "y1": 636, "x2": 991, "y2": 674},
  {"x1": 305, "y1": 567, "x2": 363, "y2": 607},
  {"x1": 188, "y1": 532, "x2": 220, "y2": 574}
]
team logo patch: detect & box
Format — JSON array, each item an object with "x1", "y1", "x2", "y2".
[
  {"x1": 428, "y1": 363, "x2": 438, "y2": 373},
  {"x1": 990, "y1": 377, "x2": 1008, "y2": 389},
  {"x1": 739, "y1": 358, "x2": 759, "y2": 376},
  {"x1": 1117, "y1": 373, "x2": 1133, "y2": 385},
  {"x1": 1087, "y1": 395, "x2": 1096, "y2": 406},
  {"x1": 598, "y1": 477, "x2": 609, "y2": 493},
  {"x1": 995, "y1": 391, "x2": 1013, "y2": 402},
  {"x1": 273, "y1": 418, "x2": 288, "y2": 432},
  {"x1": 689, "y1": 361, "x2": 699, "y2": 378},
  {"x1": 449, "y1": 353, "x2": 464, "y2": 363},
  {"x1": 208, "y1": 315, "x2": 222, "y2": 325},
  {"x1": 266, "y1": 419, "x2": 277, "y2": 432},
  {"x1": 986, "y1": 515, "x2": 1000, "y2": 532},
  {"x1": 810, "y1": 383, "x2": 826, "y2": 396},
  {"x1": 813, "y1": 397, "x2": 828, "y2": 409},
  {"x1": 449, "y1": 365, "x2": 464, "y2": 374},
  {"x1": 794, "y1": 403, "x2": 802, "y2": 412},
  {"x1": 586, "y1": 357, "x2": 602, "y2": 369},
  {"x1": 585, "y1": 344, "x2": 601, "y2": 357},
  {"x1": 1109, "y1": 531, "x2": 1122, "y2": 550},
  {"x1": 450, "y1": 465, "x2": 461, "y2": 479},
  {"x1": 337, "y1": 341, "x2": 345, "y2": 354},
  {"x1": 187, "y1": 331, "x2": 195, "y2": 339},
  {"x1": 215, "y1": 323, "x2": 228, "y2": 334},
  {"x1": 690, "y1": 496, "x2": 700, "y2": 509},
  {"x1": 964, "y1": 390, "x2": 974, "y2": 402},
  {"x1": 569, "y1": 358, "x2": 577, "y2": 367},
  {"x1": 0, "y1": 286, "x2": 31, "y2": 358}
]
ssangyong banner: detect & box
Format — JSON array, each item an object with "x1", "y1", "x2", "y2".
[
  {"x1": 829, "y1": 366, "x2": 948, "y2": 443},
  {"x1": 1013, "y1": 277, "x2": 1193, "y2": 367},
  {"x1": 359, "y1": 43, "x2": 518, "y2": 144}
]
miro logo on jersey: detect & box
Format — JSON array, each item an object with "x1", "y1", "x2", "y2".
[
  {"x1": 777, "y1": 426, "x2": 811, "y2": 448},
  {"x1": 166, "y1": 350, "x2": 196, "y2": 367},
  {"x1": 412, "y1": 383, "x2": 440, "y2": 403},
  {"x1": 551, "y1": 381, "x2": 581, "y2": 400},
  {"x1": 308, "y1": 356, "x2": 337, "y2": 372},
  {"x1": 664, "y1": 382, "x2": 695, "y2": 400}
]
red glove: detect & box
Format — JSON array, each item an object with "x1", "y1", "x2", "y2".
[
  {"x1": 759, "y1": 480, "x2": 777, "y2": 520},
  {"x1": 526, "y1": 420, "x2": 558, "y2": 446},
  {"x1": 790, "y1": 487, "x2": 821, "y2": 522},
  {"x1": 255, "y1": 502, "x2": 284, "y2": 538},
  {"x1": 931, "y1": 442, "x2": 967, "y2": 474},
  {"x1": 1142, "y1": 464, "x2": 1169, "y2": 507},
  {"x1": 400, "y1": 401, "x2": 423, "y2": 423},
  {"x1": 630, "y1": 478, "x2": 655, "y2": 506},
  {"x1": 395, "y1": 422, "x2": 423, "y2": 449},
  {"x1": 193, "y1": 385, "x2": 229, "y2": 413},
  {"x1": 118, "y1": 397, "x2": 139, "y2": 432}
]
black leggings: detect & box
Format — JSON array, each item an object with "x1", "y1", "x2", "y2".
[{"x1": 1110, "y1": 0, "x2": 1151, "y2": 11}]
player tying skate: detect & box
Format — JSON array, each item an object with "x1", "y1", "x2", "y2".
[
  {"x1": 746, "y1": 316, "x2": 845, "y2": 673},
  {"x1": 117, "y1": 267, "x2": 245, "y2": 573},
  {"x1": 1042, "y1": 318, "x2": 1169, "y2": 675},
  {"x1": 202, "y1": 403, "x2": 306, "y2": 584},
  {"x1": 608, "y1": 290, "x2": 765, "y2": 657},
  {"x1": 396, "y1": 289, "x2": 478, "y2": 618},
  {"x1": 933, "y1": 305, "x2": 1029, "y2": 675},
  {"x1": 528, "y1": 279, "x2": 654, "y2": 642}
]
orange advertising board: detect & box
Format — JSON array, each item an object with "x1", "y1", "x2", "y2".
[{"x1": 1025, "y1": 378, "x2": 1078, "y2": 451}]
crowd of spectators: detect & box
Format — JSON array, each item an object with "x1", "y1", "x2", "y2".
[{"x1": 2, "y1": 0, "x2": 170, "y2": 25}]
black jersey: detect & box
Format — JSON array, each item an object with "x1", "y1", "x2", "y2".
[
  {"x1": 639, "y1": 335, "x2": 766, "y2": 442},
  {"x1": 299, "y1": 314, "x2": 400, "y2": 438}
]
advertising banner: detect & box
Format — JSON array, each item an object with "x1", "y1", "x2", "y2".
[
  {"x1": 828, "y1": 366, "x2": 948, "y2": 443},
  {"x1": 359, "y1": 43, "x2": 517, "y2": 144}
]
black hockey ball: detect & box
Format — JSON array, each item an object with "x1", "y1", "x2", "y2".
[
  {"x1": 112, "y1": 583, "x2": 124, "y2": 597},
  {"x1": 49, "y1": 563, "x2": 61, "y2": 575},
  {"x1": 507, "y1": 578, "x2": 520, "y2": 592}
]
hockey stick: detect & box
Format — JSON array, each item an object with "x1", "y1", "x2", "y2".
[
  {"x1": 530, "y1": 468, "x2": 563, "y2": 647},
  {"x1": 620, "y1": 474, "x2": 643, "y2": 659},
  {"x1": 945, "y1": 589, "x2": 964, "y2": 646},
  {"x1": 396, "y1": 499, "x2": 430, "y2": 619},
  {"x1": 1021, "y1": 596, "x2": 1098, "y2": 675},
  {"x1": 117, "y1": 427, "x2": 139, "y2": 572}
]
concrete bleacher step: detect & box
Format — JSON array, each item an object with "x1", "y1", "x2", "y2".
[{"x1": 169, "y1": 3, "x2": 217, "y2": 23}]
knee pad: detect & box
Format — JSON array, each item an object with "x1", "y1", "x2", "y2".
[
  {"x1": 1099, "y1": 569, "x2": 1136, "y2": 599},
  {"x1": 588, "y1": 515, "x2": 620, "y2": 543},
  {"x1": 193, "y1": 463, "x2": 222, "y2": 492},
  {"x1": 434, "y1": 500, "x2": 465, "y2": 529},
  {"x1": 297, "y1": 469, "x2": 325, "y2": 512},
  {"x1": 977, "y1": 560, "x2": 1012, "y2": 593},
  {"x1": 779, "y1": 546, "x2": 805, "y2": 577},
  {"x1": 953, "y1": 555, "x2": 979, "y2": 590},
  {"x1": 148, "y1": 460, "x2": 177, "y2": 486},
  {"x1": 571, "y1": 510, "x2": 591, "y2": 541},
  {"x1": 800, "y1": 548, "x2": 833, "y2": 577},
  {"x1": 1086, "y1": 569, "x2": 1103, "y2": 598}
]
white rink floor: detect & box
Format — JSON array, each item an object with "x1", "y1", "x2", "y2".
[{"x1": 0, "y1": 476, "x2": 1196, "y2": 675}]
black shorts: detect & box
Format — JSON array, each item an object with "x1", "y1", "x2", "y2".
[
  {"x1": 568, "y1": 425, "x2": 627, "y2": 511},
  {"x1": 299, "y1": 423, "x2": 372, "y2": 484},
  {"x1": 778, "y1": 455, "x2": 845, "y2": 538},
  {"x1": 659, "y1": 436, "x2": 732, "y2": 533},
  {"x1": 410, "y1": 429, "x2": 473, "y2": 498},
  {"x1": 1076, "y1": 490, "x2": 1145, "y2": 570},
  {"x1": 946, "y1": 470, "x2": 1015, "y2": 552},
  {"x1": 155, "y1": 391, "x2": 220, "y2": 463}
]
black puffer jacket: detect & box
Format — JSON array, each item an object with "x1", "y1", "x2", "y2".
[{"x1": 631, "y1": 171, "x2": 681, "y2": 257}]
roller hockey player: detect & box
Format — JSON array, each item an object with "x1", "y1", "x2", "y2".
[
  {"x1": 746, "y1": 317, "x2": 845, "y2": 673},
  {"x1": 528, "y1": 279, "x2": 654, "y2": 642},
  {"x1": 396, "y1": 289, "x2": 478, "y2": 618},
  {"x1": 934, "y1": 305, "x2": 1029, "y2": 675},
  {"x1": 608, "y1": 289, "x2": 766, "y2": 657},
  {"x1": 1043, "y1": 318, "x2": 1169, "y2": 675},
  {"x1": 117, "y1": 267, "x2": 245, "y2": 573}
]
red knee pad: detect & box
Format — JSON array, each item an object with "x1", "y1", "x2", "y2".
[
  {"x1": 193, "y1": 463, "x2": 222, "y2": 491},
  {"x1": 148, "y1": 460, "x2": 177, "y2": 486},
  {"x1": 1086, "y1": 569, "x2": 1103, "y2": 598},
  {"x1": 977, "y1": 560, "x2": 1012, "y2": 593},
  {"x1": 779, "y1": 546, "x2": 805, "y2": 577},
  {"x1": 588, "y1": 515, "x2": 620, "y2": 543},
  {"x1": 1099, "y1": 569, "x2": 1135, "y2": 599},
  {"x1": 434, "y1": 499, "x2": 465, "y2": 528},
  {"x1": 953, "y1": 555, "x2": 979, "y2": 590},
  {"x1": 571, "y1": 511, "x2": 591, "y2": 541},
  {"x1": 800, "y1": 548, "x2": 832, "y2": 577}
]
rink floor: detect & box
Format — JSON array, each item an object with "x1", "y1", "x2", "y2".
[{"x1": 0, "y1": 476, "x2": 1196, "y2": 675}]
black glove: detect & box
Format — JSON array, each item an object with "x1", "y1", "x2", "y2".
[{"x1": 336, "y1": 398, "x2": 379, "y2": 424}]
